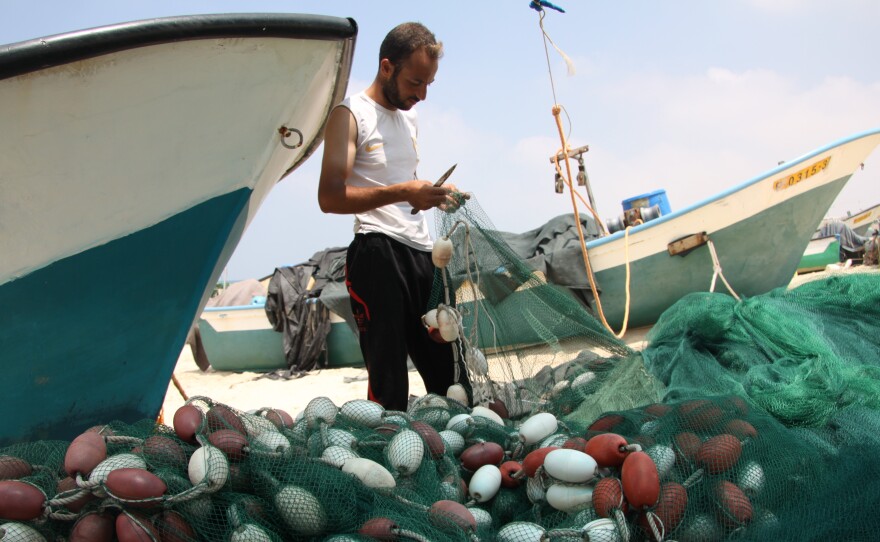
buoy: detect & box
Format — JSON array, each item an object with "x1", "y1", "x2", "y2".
[
  {"x1": 304, "y1": 397, "x2": 338, "y2": 428},
  {"x1": 262, "y1": 408, "x2": 295, "y2": 430},
  {"x1": 522, "y1": 446, "x2": 560, "y2": 477},
  {"x1": 104, "y1": 467, "x2": 167, "y2": 505},
  {"x1": 645, "y1": 445, "x2": 675, "y2": 480},
  {"x1": 468, "y1": 464, "x2": 502, "y2": 502},
  {"x1": 446, "y1": 383, "x2": 469, "y2": 405},
  {"x1": 673, "y1": 432, "x2": 702, "y2": 464},
  {"x1": 592, "y1": 477, "x2": 625, "y2": 518},
  {"x1": 253, "y1": 430, "x2": 291, "y2": 455},
  {"x1": 499, "y1": 461, "x2": 523, "y2": 488},
  {"x1": 714, "y1": 480, "x2": 753, "y2": 527},
  {"x1": 439, "y1": 430, "x2": 465, "y2": 456},
  {"x1": 142, "y1": 435, "x2": 187, "y2": 467},
  {"x1": 543, "y1": 449, "x2": 598, "y2": 484},
  {"x1": 188, "y1": 445, "x2": 229, "y2": 492},
  {"x1": 275, "y1": 485, "x2": 327, "y2": 536},
  {"x1": 737, "y1": 461, "x2": 765, "y2": 496},
  {"x1": 432, "y1": 236, "x2": 454, "y2": 268},
  {"x1": 0, "y1": 522, "x2": 46, "y2": 542},
  {"x1": 229, "y1": 523, "x2": 274, "y2": 542},
  {"x1": 460, "y1": 442, "x2": 504, "y2": 472},
  {"x1": 387, "y1": 429, "x2": 425, "y2": 476},
  {"x1": 445, "y1": 413, "x2": 473, "y2": 435},
  {"x1": 342, "y1": 457, "x2": 396, "y2": 489},
  {"x1": 695, "y1": 434, "x2": 742, "y2": 475},
  {"x1": 496, "y1": 522, "x2": 545, "y2": 542},
  {"x1": 172, "y1": 404, "x2": 205, "y2": 443},
  {"x1": 340, "y1": 399, "x2": 385, "y2": 428},
  {"x1": 410, "y1": 421, "x2": 446, "y2": 459},
  {"x1": 517, "y1": 412, "x2": 558, "y2": 445},
  {"x1": 621, "y1": 451, "x2": 660, "y2": 510},
  {"x1": 436, "y1": 306, "x2": 460, "y2": 342},
  {"x1": 322, "y1": 446, "x2": 358, "y2": 469},
  {"x1": 546, "y1": 483, "x2": 594, "y2": 513},
  {"x1": 640, "y1": 482, "x2": 688, "y2": 541},
  {"x1": 209, "y1": 429, "x2": 249, "y2": 461},
  {"x1": 64, "y1": 431, "x2": 107, "y2": 477},
  {"x1": 206, "y1": 404, "x2": 247, "y2": 435},
  {"x1": 471, "y1": 405, "x2": 504, "y2": 426},
  {"x1": 0, "y1": 480, "x2": 45, "y2": 521},
  {"x1": 69, "y1": 512, "x2": 114, "y2": 542},
  {"x1": 429, "y1": 500, "x2": 477, "y2": 532},
  {"x1": 0, "y1": 456, "x2": 32, "y2": 481},
  {"x1": 115, "y1": 511, "x2": 160, "y2": 542}
]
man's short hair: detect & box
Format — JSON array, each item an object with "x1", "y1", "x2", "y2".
[{"x1": 379, "y1": 22, "x2": 443, "y2": 65}]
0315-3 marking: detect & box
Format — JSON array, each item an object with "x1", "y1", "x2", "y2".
[{"x1": 773, "y1": 156, "x2": 831, "y2": 191}]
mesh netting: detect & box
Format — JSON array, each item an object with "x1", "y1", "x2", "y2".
[{"x1": 3, "y1": 197, "x2": 880, "y2": 541}]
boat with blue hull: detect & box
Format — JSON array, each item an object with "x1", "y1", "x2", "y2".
[
  {"x1": 585, "y1": 129, "x2": 880, "y2": 329},
  {"x1": 0, "y1": 13, "x2": 356, "y2": 445}
]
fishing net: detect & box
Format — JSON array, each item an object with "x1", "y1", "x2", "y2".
[{"x1": 3, "y1": 196, "x2": 880, "y2": 541}]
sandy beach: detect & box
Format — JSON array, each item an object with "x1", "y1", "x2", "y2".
[{"x1": 160, "y1": 264, "x2": 878, "y2": 422}]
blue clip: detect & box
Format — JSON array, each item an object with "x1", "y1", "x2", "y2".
[{"x1": 529, "y1": 0, "x2": 565, "y2": 13}]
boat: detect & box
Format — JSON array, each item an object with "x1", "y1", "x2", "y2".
[
  {"x1": 584, "y1": 128, "x2": 880, "y2": 329},
  {"x1": 0, "y1": 13, "x2": 357, "y2": 445},
  {"x1": 828, "y1": 202, "x2": 880, "y2": 237},
  {"x1": 797, "y1": 235, "x2": 842, "y2": 274},
  {"x1": 199, "y1": 302, "x2": 363, "y2": 372}
]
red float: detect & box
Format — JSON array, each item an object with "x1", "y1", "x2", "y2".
[
  {"x1": 172, "y1": 404, "x2": 204, "y2": 443},
  {"x1": 410, "y1": 421, "x2": 446, "y2": 459},
  {"x1": 0, "y1": 480, "x2": 45, "y2": 521},
  {"x1": 155, "y1": 510, "x2": 197, "y2": 542},
  {"x1": 0, "y1": 456, "x2": 32, "y2": 481},
  {"x1": 640, "y1": 482, "x2": 688, "y2": 540},
  {"x1": 116, "y1": 511, "x2": 160, "y2": 542},
  {"x1": 209, "y1": 429, "x2": 250, "y2": 461},
  {"x1": 715, "y1": 480, "x2": 753, "y2": 527},
  {"x1": 522, "y1": 446, "x2": 560, "y2": 477},
  {"x1": 460, "y1": 442, "x2": 503, "y2": 472},
  {"x1": 585, "y1": 433, "x2": 629, "y2": 467},
  {"x1": 206, "y1": 404, "x2": 247, "y2": 435},
  {"x1": 673, "y1": 432, "x2": 702, "y2": 464},
  {"x1": 621, "y1": 451, "x2": 660, "y2": 510},
  {"x1": 499, "y1": 461, "x2": 523, "y2": 488},
  {"x1": 593, "y1": 477, "x2": 625, "y2": 518},
  {"x1": 678, "y1": 399, "x2": 724, "y2": 431},
  {"x1": 588, "y1": 414, "x2": 625, "y2": 432},
  {"x1": 56, "y1": 476, "x2": 95, "y2": 513},
  {"x1": 562, "y1": 437, "x2": 588, "y2": 451},
  {"x1": 104, "y1": 468, "x2": 167, "y2": 505},
  {"x1": 264, "y1": 408, "x2": 294, "y2": 429},
  {"x1": 142, "y1": 435, "x2": 187, "y2": 467},
  {"x1": 487, "y1": 399, "x2": 510, "y2": 420},
  {"x1": 429, "y1": 500, "x2": 477, "y2": 532},
  {"x1": 69, "y1": 512, "x2": 115, "y2": 542},
  {"x1": 695, "y1": 434, "x2": 742, "y2": 475},
  {"x1": 723, "y1": 419, "x2": 758, "y2": 440},
  {"x1": 359, "y1": 517, "x2": 399, "y2": 540},
  {"x1": 64, "y1": 431, "x2": 107, "y2": 477}
]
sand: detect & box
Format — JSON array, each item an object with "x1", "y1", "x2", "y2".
[{"x1": 160, "y1": 263, "x2": 878, "y2": 421}]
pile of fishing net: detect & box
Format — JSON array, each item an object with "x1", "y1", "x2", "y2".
[{"x1": 3, "y1": 197, "x2": 880, "y2": 541}]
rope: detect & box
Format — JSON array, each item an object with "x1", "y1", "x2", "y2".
[{"x1": 707, "y1": 238, "x2": 741, "y2": 300}]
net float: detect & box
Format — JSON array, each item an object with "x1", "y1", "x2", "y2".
[
  {"x1": 714, "y1": 480, "x2": 753, "y2": 527},
  {"x1": 588, "y1": 413, "x2": 625, "y2": 433},
  {"x1": 209, "y1": 429, "x2": 249, "y2": 461},
  {"x1": 499, "y1": 461, "x2": 523, "y2": 487},
  {"x1": 304, "y1": 396, "x2": 338, "y2": 428},
  {"x1": 104, "y1": 467, "x2": 167, "y2": 506},
  {"x1": 423, "y1": 308, "x2": 440, "y2": 329},
  {"x1": 677, "y1": 513, "x2": 722, "y2": 542},
  {"x1": 585, "y1": 433, "x2": 634, "y2": 468},
  {"x1": 446, "y1": 383, "x2": 469, "y2": 405},
  {"x1": 445, "y1": 413, "x2": 474, "y2": 436},
  {"x1": 673, "y1": 432, "x2": 702, "y2": 464},
  {"x1": 410, "y1": 421, "x2": 446, "y2": 459},
  {"x1": 460, "y1": 442, "x2": 504, "y2": 472},
  {"x1": 469, "y1": 464, "x2": 502, "y2": 502},
  {"x1": 188, "y1": 444, "x2": 229, "y2": 492},
  {"x1": 0, "y1": 480, "x2": 45, "y2": 521},
  {"x1": 720, "y1": 395, "x2": 750, "y2": 416},
  {"x1": 640, "y1": 481, "x2": 688, "y2": 541},
  {"x1": 645, "y1": 445, "x2": 676, "y2": 480},
  {"x1": 64, "y1": 431, "x2": 107, "y2": 477},
  {"x1": 438, "y1": 480, "x2": 464, "y2": 502},
  {"x1": 487, "y1": 398, "x2": 510, "y2": 420},
  {"x1": 644, "y1": 403, "x2": 672, "y2": 418},
  {"x1": 429, "y1": 500, "x2": 477, "y2": 532},
  {"x1": 678, "y1": 399, "x2": 724, "y2": 431},
  {"x1": 439, "y1": 430, "x2": 466, "y2": 456},
  {"x1": 253, "y1": 430, "x2": 291, "y2": 455},
  {"x1": 342, "y1": 457, "x2": 396, "y2": 489},
  {"x1": 562, "y1": 437, "x2": 588, "y2": 451},
  {"x1": 640, "y1": 420, "x2": 661, "y2": 436},
  {"x1": 517, "y1": 412, "x2": 558, "y2": 445},
  {"x1": 522, "y1": 446, "x2": 560, "y2": 477},
  {"x1": 621, "y1": 451, "x2": 660, "y2": 510},
  {"x1": 471, "y1": 405, "x2": 504, "y2": 426},
  {"x1": 0, "y1": 456, "x2": 32, "y2": 481},
  {"x1": 724, "y1": 419, "x2": 758, "y2": 440},
  {"x1": 543, "y1": 449, "x2": 598, "y2": 483},
  {"x1": 436, "y1": 305, "x2": 460, "y2": 342},
  {"x1": 326, "y1": 428, "x2": 357, "y2": 451},
  {"x1": 172, "y1": 404, "x2": 205, "y2": 443},
  {"x1": 432, "y1": 236, "x2": 454, "y2": 268},
  {"x1": 142, "y1": 435, "x2": 187, "y2": 468},
  {"x1": 412, "y1": 408, "x2": 451, "y2": 430},
  {"x1": 275, "y1": 485, "x2": 327, "y2": 536},
  {"x1": 154, "y1": 510, "x2": 196, "y2": 542},
  {"x1": 695, "y1": 434, "x2": 742, "y2": 475},
  {"x1": 539, "y1": 433, "x2": 568, "y2": 448},
  {"x1": 359, "y1": 517, "x2": 399, "y2": 540},
  {"x1": 115, "y1": 511, "x2": 159, "y2": 542},
  {"x1": 261, "y1": 408, "x2": 295, "y2": 430},
  {"x1": 322, "y1": 445, "x2": 358, "y2": 468},
  {"x1": 85, "y1": 453, "x2": 148, "y2": 496},
  {"x1": 593, "y1": 477, "x2": 626, "y2": 518},
  {"x1": 525, "y1": 475, "x2": 545, "y2": 504},
  {"x1": 206, "y1": 404, "x2": 247, "y2": 435},
  {"x1": 546, "y1": 483, "x2": 594, "y2": 513},
  {"x1": 340, "y1": 399, "x2": 386, "y2": 428},
  {"x1": 0, "y1": 522, "x2": 46, "y2": 542},
  {"x1": 229, "y1": 523, "x2": 274, "y2": 542},
  {"x1": 387, "y1": 429, "x2": 425, "y2": 476},
  {"x1": 226, "y1": 494, "x2": 269, "y2": 528},
  {"x1": 68, "y1": 512, "x2": 115, "y2": 542},
  {"x1": 496, "y1": 521, "x2": 545, "y2": 542},
  {"x1": 240, "y1": 412, "x2": 278, "y2": 439},
  {"x1": 737, "y1": 461, "x2": 765, "y2": 496},
  {"x1": 468, "y1": 507, "x2": 493, "y2": 530}
]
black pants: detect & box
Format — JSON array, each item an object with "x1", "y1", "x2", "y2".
[{"x1": 346, "y1": 233, "x2": 467, "y2": 411}]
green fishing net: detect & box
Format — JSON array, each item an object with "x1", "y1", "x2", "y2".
[{"x1": 2, "y1": 196, "x2": 880, "y2": 541}]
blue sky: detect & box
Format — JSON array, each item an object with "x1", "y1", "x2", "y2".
[{"x1": 5, "y1": 1, "x2": 879, "y2": 280}]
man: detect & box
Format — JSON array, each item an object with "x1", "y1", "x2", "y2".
[{"x1": 318, "y1": 22, "x2": 469, "y2": 411}]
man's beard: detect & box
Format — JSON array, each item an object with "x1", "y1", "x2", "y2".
[{"x1": 381, "y1": 70, "x2": 415, "y2": 111}]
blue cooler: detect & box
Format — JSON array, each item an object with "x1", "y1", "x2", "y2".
[{"x1": 622, "y1": 189, "x2": 671, "y2": 216}]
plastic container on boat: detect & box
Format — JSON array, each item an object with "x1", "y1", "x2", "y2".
[{"x1": 622, "y1": 189, "x2": 671, "y2": 216}]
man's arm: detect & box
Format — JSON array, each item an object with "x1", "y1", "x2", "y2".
[{"x1": 318, "y1": 106, "x2": 453, "y2": 215}]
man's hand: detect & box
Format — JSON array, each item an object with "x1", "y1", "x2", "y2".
[{"x1": 405, "y1": 180, "x2": 453, "y2": 212}]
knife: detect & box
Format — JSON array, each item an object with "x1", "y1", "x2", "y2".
[{"x1": 411, "y1": 163, "x2": 457, "y2": 214}]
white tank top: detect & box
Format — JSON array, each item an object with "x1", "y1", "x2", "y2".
[{"x1": 339, "y1": 92, "x2": 433, "y2": 251}]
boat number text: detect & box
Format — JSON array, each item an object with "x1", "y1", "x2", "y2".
[{"x1": 773, "y1": 157, "x2": 831, "y2": 191}]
